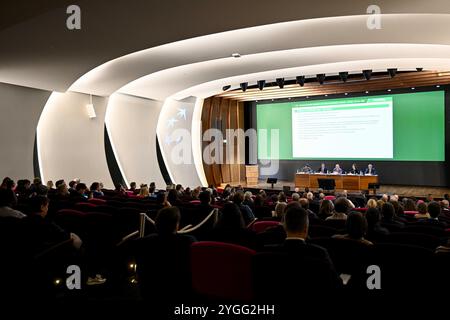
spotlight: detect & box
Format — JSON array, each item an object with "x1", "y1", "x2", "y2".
[
  {"x1": 363, "y1": 70, "x2": 372, "y2": 80},
  {"x1": 276, "y1": 78, "x2": 285, "y2": 89},
  {"x1": 257, "y1": 80, "x2": 266, "y2": 91},
  {"x1": 240, "y1": 82, "x2": 248, "y2": 92},
  {"x1": 387, "y1": 68, "x2": 397, "y2": 78},
  {"x1": 416, "y1": 67, "x2": 423, "y2": 72},
  {"x1": 222, "y1": 85, "x2": 231, "y2": 91},
  {"x1": 436, "y1": 85, "x2": 441, "y2": 88},
  {"x1": 339, "y1": 72, "x2": 349, "y2": 82},
  {"x1": 296, "y1": 76, "x2": 306, "y2": 87},
  {"x1": 317, "y1": 74, "x2": 326, "y2": 85}
]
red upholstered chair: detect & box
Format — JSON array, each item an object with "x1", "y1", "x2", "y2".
[
  {"x1": 88, "y1": 198, "x2": 107, "y2": 205},
  {"x1": 250, "y1": 221, "x2": 280, "y2": 234},
  {"x1": 324, "y1": 195, "x2": 336, "y2": 201},
  {"x1": 74, "y1": 202, "x2": 97, "y2": 211},
  {"x1": 191, "y1": 241, "x2": 256, "y2": 301},
  {"x1": 353, "y1": 207, "x2": 367, "y2": 212}
]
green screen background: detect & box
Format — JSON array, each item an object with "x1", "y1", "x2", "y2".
[{"x1": 257, "y1": 91, "x2": 445, "y2": 161}]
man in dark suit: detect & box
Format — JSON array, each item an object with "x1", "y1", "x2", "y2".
[
  {"x1": 364, "y1": 163, "x2": 377, "y2": 175},
  {"x1": 263, "y1": 206, "x2": 342, "y2": 289},
  {"x1": 421, "y1": 201, "x2": 447, "y2": 228},
  {"x1": 317, "y1": 163, "x2": 328, "y2": 174}
]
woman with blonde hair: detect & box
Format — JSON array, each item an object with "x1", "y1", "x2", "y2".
[
  {"x1": 138, "y1": 184, "x2": 150, "y2": 198},
  {"x1": 367, "y1": 198, "x2": 378, "y2": 209}
]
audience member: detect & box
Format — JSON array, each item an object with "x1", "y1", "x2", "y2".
[
  {"x1": 333, "y1": 212, "x2": 373, "y2": 245},
  {"x1": 0, "y1": 188, "x2": 25, "y2": 218}
]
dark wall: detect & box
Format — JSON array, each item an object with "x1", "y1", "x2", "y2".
[{"x1": 247, "y1": 85, "x2": 450, "y2": 187}]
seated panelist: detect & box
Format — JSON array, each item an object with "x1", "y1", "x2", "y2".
[
  {"x1": 332, "y1": 164, "x2": 343, "y2": 174},
  {"x1": 317, "y1": 163, "x2": 328, "y2": 174},
  {"x1": 348, "y1": 163, "x2": 359, "y2": 175},
  {"x1": 364, "y1": 163, "x2": 377, "y2": 175},
  {"x1": 301, "y1": 164, "x2": 313, "y2": 173}
]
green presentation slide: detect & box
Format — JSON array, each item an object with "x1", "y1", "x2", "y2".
[{"x1": 257, "y1": 91, "x2": 445, "y2": 161}]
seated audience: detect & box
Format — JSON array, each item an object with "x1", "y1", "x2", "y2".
[
  {"x1": 318, "y1": 199, "x2": 334, "y2": 220},
  {"x1": 333, "y1": 212, "x2": 373, "y2": 245},
  {"x1": 253, "y1": 195, "x2": 271, "y2": 218},
  {"x1": 243, "y1": 191, "x2": 254, "y2": 210},
  {"x1": 0, "y1": 188, "x2": 25, "y2": 219},
  {"x1": 71, "y1": 183, "x2": 89, "y2": 202},
  {"x1": 90, "y1": 182, "x2": 104, "y2": 198},
  {"x1": 29, "y1": 177, "x2": 48, "y2": 196},
  {"x1": 365, "y1": 207, "x2": 389, "y2": 241},
  {"x1": 273, "y1": 202, "x2": 287, "y2": 221},
  {"x1": 68, "y1": 180, "x2": 78, "y2": 196},
  {"x1": 326, "y1": 197, "x2": 349, "y2": 220},
  {"x1": 192, "y1": 191, "x2": 215, "y2": 225},
  {"x1": 27, "y1": 196, "x2": 82, "y2": 250},
  {"x1": 15, "y1": 179, "x2": 31, "y2": 201},
  {"x1": 381, "y1": 202, "x2": 405, "y2": 230},
  {"x1": 55, "y1": 183, "x2": 70, "y2": 199},
  {"x1": 264, "y1": 206, "x2": 341, "y2": 286},
  {"x1": 135, "y1": 206, "x2": 196, "y2": 301},
  {"x1": 210, "y1": 202, "x2": 257, "y2": 249},
  {"x1": 232, "y1": 192, "x2": 255, "y2": 225},
  {"x1": 167, "y1": 189, "x2": 182, "y2": 206},
  {"x1": 441, "y1": 199, "x2": 450, "y2": 214},
  {"x1": 291, "y1": 192, "x2": 300, "y2": 202},
  {"x1": 403, "y1": 198, "x2": 417, "y2": 211},
  {"x1": 415, "y1": 202, "x2": 431, "y2": 220},
  {"x1": 137, "y1": 184, "x2": 150, "y2": 198},
  {"x1": 299, "y1": 198, "x2": 318, "y2": 220},
  {"x1": 128, "y1": 182, "x2": 137, "y2": 193},
  {"x1": 366, "y1": 198, "x2": 378, "y2": 209},
  {"x1": 419, "y1": 201, "x2": 446, "y2": 227}
]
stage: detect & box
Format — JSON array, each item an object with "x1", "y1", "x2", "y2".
[{"x1": 227, "y1": 180, "x2": 450, "y2": 198}]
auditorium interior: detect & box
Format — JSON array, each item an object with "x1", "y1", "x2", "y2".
[{"x1": 1, "y1": 0, "x2": 450, "y2": 315}]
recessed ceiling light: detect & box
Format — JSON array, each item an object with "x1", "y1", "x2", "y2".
[
  {"x1": 387, "y1": 89, "x2": 392, "y2": 92},
  {"x1": 365, "y1": 91, "x2": 369, "y2": 94},
  {"x1": 436, "y1": 85, "x2": 441, "y2": 88},
  {"x1": 344, "y1": 93, "x2": 348, "y2": 95},
  {"x1": 288, "y1": 97, "x2": 291, "y2": 100},
  {"x1": 411, "y1": 87, "x2": 415, "y2": 90},
  {"x1": 325, "y1": 94, "x2": 328, "y2": 97},
  {"x1": 231, "y1": 53, "x2": 241, "y2": 58}
]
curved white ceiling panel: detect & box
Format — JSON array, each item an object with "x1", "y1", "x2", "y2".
[
  {"x1": 70, "y1": 14, "x2": 450, "y2": 97},
  {"x1": 118, "y1": 46, "x2": 450, "y2": 101}
]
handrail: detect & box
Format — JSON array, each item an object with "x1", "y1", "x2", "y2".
[
  {"x1": 246, "y1": 218, "x2": 258, "y2": 229},
  {"x1": 177, "y1": 208, "x2": 218, "y2": 234},
  {"x1": 179, "y1": 224, "x2": 193, "y2": 231},
  {"x1": 117, "y1": 230, "x2": 140, "y2": 246},
  {"x1": 117, "y1": 212, "x2": 155, "y2": 246},
  {"x1": 34, "y1": 238, "x2": 74, "y2": 260}
]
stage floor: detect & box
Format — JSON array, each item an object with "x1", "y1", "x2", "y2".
[{"x1": 227, "y1": 180, "x2": 450, "y2": 198}]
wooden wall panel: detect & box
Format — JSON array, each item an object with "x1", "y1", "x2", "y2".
[{"x1": 201, "y1": 97, "x2": 246, "y2": 186}]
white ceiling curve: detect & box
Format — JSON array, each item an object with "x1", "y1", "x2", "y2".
[
  {"x1": 67, "y1": 14, "x2": 450, "y2": 100},
  {"x1": 3, "y1": 1, "x2": 450, "y2": 92}
]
